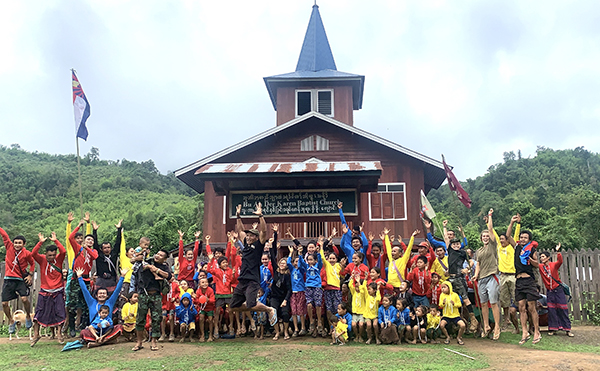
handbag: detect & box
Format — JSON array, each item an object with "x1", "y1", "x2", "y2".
[{"x1": 543, "y1": 265, "x2": 571, "y2": 299}]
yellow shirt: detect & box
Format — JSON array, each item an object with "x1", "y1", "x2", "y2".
[
  {"x1": 430, "y1": 255, "x2": 449, "y2": 280},
  {"x1": 439, "y1": 282, "x2": 462, "y2": 318},
  {"x1": 495, "y1": 223, "x2": 519, "y2": 274},
  {"x1": 349, "y1": 279, "x2": 367, "y2": 315},
  {"x1": 122, "y1": 302, "x2": 138, "y2": 324},
  {"x1": 335, "y1": 321, "x2": 348, "y2": 341},
  {"x1": 385, "y1": 235, "x2": 414, "y2": 288},
  {"x1": 119, "y1": 230, "x2": 134, "y2": 283},
  {"x1": 364, "y1": 288, "x2": 381, "y2": 320},
  {"x1": 179, "y1": 288, "x2": 194, "y2": 298},
  {"x1": 427, "y1": 313, "x2": 441, "y2": 330},
  {"x1": 320, "y1": 248, "x2": 342, "y2": 288}
]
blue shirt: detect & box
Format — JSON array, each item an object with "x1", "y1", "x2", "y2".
[
  {"x1": 394, "y1": 307, "x2": 410, "y2": 326},
  {"x1": 336, "y1": 312, "x2": 353, "y2": 333},
  {"x1": 304, "y1": 254, "x2": 322, "y2": 288},
  {"x1": 288, "y1": 256, "x2": 307, "y2": 292},
  {"x1": 339, "y1": 208, "x2": 368, "y2": 264},
  {"x1": 378, "y1": 305, "x2": 398, "y2": 326},
  {"x1": 79, "y1": 276, "x2": 124, "y2": 324}
]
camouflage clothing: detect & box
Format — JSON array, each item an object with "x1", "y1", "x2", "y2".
[{"x1": 136, "y1": 292, "x2": 162, "y2": 337}]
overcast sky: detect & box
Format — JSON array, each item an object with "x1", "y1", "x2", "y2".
[{"x1": 2, "y1": 0, "x2": 600, "y2": 182}]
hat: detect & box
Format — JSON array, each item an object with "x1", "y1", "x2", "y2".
[
  {"x1": 418, "y1": 241, "x2": 428, "y2": 248},
  {"x1": 245, "y1": 229, "x2": 260, "y2": 236},
  {"x1": 449, "y1": 238, "x2": 461, "y2": 245}
]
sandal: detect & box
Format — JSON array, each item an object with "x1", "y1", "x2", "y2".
[
  {"x1": 132, "y1": 345, "x2": 144, "y2": 351},
  {"x1": 457, "y1": 338, "x2": 464, "y2": 345},
  {"x1": 532, "y1": 336, "x2": 542, "y2": 344},
  {"x1": 547, "y1": 331, "x2": 554, "y2": 336},
  {"x1": 151, "y1": 345, "x2": 159, "y2": 351},
  {"x1": 519, "y1": 335, "x2": 531, "y2": 345},
  {"x1": 273, "y1": 333, "x2": 279, "y2": 341},
  {"x1": 567, "y1": 331, "x2": 574, "y2": 337},
  {"x1": 444, "y1": 338, "x2": 450, "y2": 345},
  {"x1": 492, "y1": 332, "x2": 500, "y2": 341}
]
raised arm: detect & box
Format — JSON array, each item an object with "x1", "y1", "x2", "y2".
[
  {"x1": 506, "y1": 215, "x2": 519, "y2": 247},
  {"x1": 338, "y1": 202, "x2": 348, "y2": 227},
  {"x1": 32, "y1": 234, "x2": 46, "y2": 262},
  {"x1": 487, "y1": 208, "x2": 494, "y2": 236},
  {"x1": 255, "y1": 203, "x2": 267, "y2": 244},
  {"x1": 178, "y1": 230, "x2": 185, "y2": 262},
  {"x1": 235, "y1": 204, "x2": 247, "y2": 242},
  {"x1": 113, "y1": 220, "x2": 123, "y2": 259}
]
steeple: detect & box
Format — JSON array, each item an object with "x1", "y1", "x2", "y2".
[{"x1": 295, "y1": 5, "x2": 337, "y2": 72}]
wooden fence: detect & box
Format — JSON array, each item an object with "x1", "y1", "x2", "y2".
[{"x1": 2, "y1": 248, "x2": 599, "y2": 324}]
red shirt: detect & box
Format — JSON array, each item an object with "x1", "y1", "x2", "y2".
[
  {"x1": 366, "y1": 277, "x2": 394, "y2": 297},
  {"x1": 406, "y1": 268, "x2": 432, "y2": 297},
  {"x1": 178, "y1": 239, "x2": 199, "y2": 282},
  {"x1": 207, "y1": 259, "x2": 234, "y2": 296},
  {"x1": 162, "y1": 281, "x2": 178, "y2": 311},
  {"x1": 194, "y1": 286, "x2": 215, "y2": 312},
  {"x1": 539, "y1": 253, "x2": 563, "y2": 291},
  {"x1": 31, "y1": 240, "x2": 66, "y2": 291},
  {"x1": 366, "y1": 241, "x2": 388, "y2": 281},
  {"x1": 429, "y1": 282, "x2": 442, "y2": 306},
  {"x1": 1, "y1": 227, "x2": 34, "y2": 279},
  {"x1": 68, "y1": 226, "x2": 98, "y2": 281},
  {"x1": 343, "y1": 263, "x2": 369, "y2": 281},
  {"x1": 225, "y1": 241, "x2": 242, "y2": 288}
]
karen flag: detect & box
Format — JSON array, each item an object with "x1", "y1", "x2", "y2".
[
  {"x1": 442, "y1": 155, "x2": 472, "y2": 209},
  {"x1": 72, "y1": 70, "x2": 90, "y2": 141}
]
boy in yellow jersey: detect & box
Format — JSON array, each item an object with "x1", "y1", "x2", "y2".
[{"x1": 348, "y1": 272, "x2": 367, "y2": 342}]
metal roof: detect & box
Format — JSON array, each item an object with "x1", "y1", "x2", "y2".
[
  {"x1": 195, "y1": 161, "x2": 382, "y2": 175},
  {"x1": 296, "y1": 5, "x2": 337, "y2": 72}
]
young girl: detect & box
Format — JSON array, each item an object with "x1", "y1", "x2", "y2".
[
  {"x1": 539, "y1": 243, "x2": 573, "y2": 337},
  {"x1": 252, "y1": 287, "x2": 269, "y2": 340},
  {"x1": 159, "y1": 277, "x2": 177, "y2": 342},
  {"x1": 195, "y1": 277, "x2": 215, "y2": 342},
  {"x1": 304, "y1": 252, "x2": 323, "y2": 337},
  {"x1": 287, "y1": 245, "x2": 307, "y2": 337},
  {"x1": 378, "y1": 294, "x2": 398, "y2": 344},
  {"x1": 270, "y1": 255, "x2": 292, "y2": 340},
  {"x1": 348, "y1": 272, "x2": 366, "y2": 342},
  {"x1": 318, "y1": 236, "x2": 344, "y2": 326},
  {"x1": 343, "y1": 251, "x2": 370, "y2": 281},
  {"x1": 394, "y1": 298, "x2": 411, "y2": 343},
  {"x1": 122, "y1": 293, "x2": 138, "y2": 342},
  {"x1": 439, "y1": 281, "x2": 466, "y2": 345},
  {"x1": 410, "y1": 305, "x2": 428, "y2": 344},
  {"x1": 367, "y1": 267, "x2": 393, "y2": 297},
  {"x1": 207, "y1": 251, "x2": 235, "y2": 339},
  {"x1": 429, "y1": 273, "x2": 442, "y2": 307},
  {"x1": 363, "y1": 282, "x2": 382, "y2": 344}
]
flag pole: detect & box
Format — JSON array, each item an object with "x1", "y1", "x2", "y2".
[{"x1": 76, "y1": 136, "x2": 84, "y2": 219}]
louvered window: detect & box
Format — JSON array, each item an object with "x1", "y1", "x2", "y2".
[
  {"x1": 300, "y1": 136, "x2": 314, "y2": 151},
  {"x1": 295, "y1": 89, "x2": 334, "y2": 117},
  {"x1": 315, "y1": 135, "x2": 329, "y2": 151},
  {"x1": 301, "y1": 135, "x2": 329, "y2": 151},
  {"x1": 317, "y1": 91, "x2": 332, "y2": 115}
]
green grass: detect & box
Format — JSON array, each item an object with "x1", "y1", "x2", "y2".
[
  {"x1": 494, "y1": 331, "x2": 600, "y2": 354},
  {"x1": 0, "y1": 340, "x2": 489, "y2": 371}
]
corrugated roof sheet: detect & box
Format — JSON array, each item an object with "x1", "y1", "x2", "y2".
[
  {"x1": 266, "y1": 69, "x2": 361, "y2": 79},
  {"x1": 195, "y1": 161, "x2": 382, "y2": 175},
  {"x1": 296, "y1": 5, "x2": 337, "y2": 72}
]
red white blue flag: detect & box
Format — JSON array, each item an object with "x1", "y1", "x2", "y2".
[{"x1": 72, "y1": 70, "x2": 90, "y2": 140}]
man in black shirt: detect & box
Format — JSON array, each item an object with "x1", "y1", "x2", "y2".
[
  {"x1": 92, "y1": 219, "x2": 122, "y2": 295},
  {"x1": 230, "y1": 203, "x2": 277, "y2": 327},
  {"x1": 507, "y1": 223, "x2": 541, "y2": 345},
  {"x1": 133, "y1": 248, "x2": 171, "y2": 351},
  {"x1": 446, "y1": 237, "x2": 479, "y2": 333}
]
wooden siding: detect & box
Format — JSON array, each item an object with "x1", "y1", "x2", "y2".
[{"x1": 276, "y1": 84, "x2": 354, "y2": 126}]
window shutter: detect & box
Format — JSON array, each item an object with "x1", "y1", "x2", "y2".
[
  {"x1": 300, "y1": 136, "x2": 314, "y2": 151},
  {"x1": 370, "y1": 193, "x2": 382, "y2": 219},
  {"x1": 382, "y1": 193, "x2": 394, "y2": 219},
  {"x1": 393, "y1": 193, "x2": 405, "y2": 219},
  {"x1": 317, "y1": 91, "x2": 332, "y2": 115},
  {"x1": 315, "y1": 135, "x2": 329, "y2": 151}
]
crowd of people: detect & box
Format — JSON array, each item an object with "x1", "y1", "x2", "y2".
[{"x1": 1, "y1": 202, "x2": 573, "y2": 351}]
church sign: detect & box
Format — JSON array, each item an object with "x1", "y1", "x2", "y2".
[{"x1": 230, "y1": 189, "x2": 357, "y2": 217}]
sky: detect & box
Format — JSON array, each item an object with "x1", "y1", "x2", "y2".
[{"x1": 2, "y1": 0, "x2": 600, "y2": 182}]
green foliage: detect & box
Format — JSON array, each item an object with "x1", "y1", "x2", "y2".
[
  {"x1": 0, "y1": 145, "x2": 202, "y2": 259},
  {"x1": 429, "y1": 147, "x2": 600, "y2": 251},
  {"x1": 582, "y1": 292, "x2": 600, "y2": 326}
]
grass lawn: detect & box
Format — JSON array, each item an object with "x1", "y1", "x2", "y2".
[
  {"x1": 494, "y1": 330, "x2": 600, "y2": 354},
  {"x1": 0, "y1": 340, "x2": 489, "y2": 371}
]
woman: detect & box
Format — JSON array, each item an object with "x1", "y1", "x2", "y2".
[
  {"x1": 539, "y1": 243, "x2": 573, "y2": 337},
  {"x1": 473, "y1": 208, "x2": 501, "y2": 341},
  {"x1": 75, "y1": 267, "x2": 127, "y2": 347}
]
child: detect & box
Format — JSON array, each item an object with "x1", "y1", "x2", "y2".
[
  {"x1": 260, "y1": 252, "x2": 273, "y2": 294},
  {"x1": 330, "y1": 314, "x2": 348, "y2": 346},
  {"x1": 363, "y1": 282, "x2": 382, "y2": 344},
  {"x1": 287, "y1": 245, "x2": 307, "y2": 337},
  {"x1": 397, "y1": 281, "x2": 414, "y2": 308},
  {"x1": 179, "y1": 280, "x2": 194, "y2": 299},
  {"x1": 378, "y1": 294, "x2": 399, "y2": 344},
  {"x1": 366, "y1": 232, "x2": 387, "y2": 280},
  {"x1": 319, "y1": 236, "x2": 344, "y2": 325},
  {"x1": 394, "y1": 298, "x2": 411, "y2": 343},
  {"x1": 304, "y1": 252, "x2": 323, "y2": 337},
  {"x1": 206, "y1": 251, "x2": 235, "y2": 339},
  {"x1": 407, "y1": 256, "x2": 432, "y2": 307},
  {"x1": 342, "y1": 251, "x2": 370, "y2": 281},
  {"x1": 158, "y1": 277, "x2": 177, "y2": 342},
  {"x1": 252, "y1": 287, "x2": 269, "y2": 340},
  {"x1": 176, "y1": 293, "x2": 198, "y2": 342},
  {"x1": 177, "y1": 230, "x2": 201, "y2": 289},
  {"x1": 122, "y1": 293, "x2": 138, "y2": 341},
  {"x1": 426, "y1": 306, "x2": 442, "y2": 344},
  {"x1": 194, "y1": 277, "x2": 215, "y2": 342},
  {"x1": 336, "y1": 302, "x2": 353, "y2": 336},
  {"x1": 367, "y1": 267, "x2": 393, "y2": 297},
  {"x1": 410, "y1": 305, "x2": 428, "y2": 344},
  {"x1": 429, "y1": 273, "x2": 442, "y2": 307},
  {"x1": 439, "y1": 281, "x2": 466, "y2": 345},
  {"x1": 348, "y1": 272, "x2": 366, "y2": 342},
  {"x1": 87, "y1": 305, "x2": 113, "y2": 347}
]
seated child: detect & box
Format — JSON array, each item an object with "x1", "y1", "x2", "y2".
[
  {"x1": 394, "y1": 298, "x2": 411, "y2": 343},
  {"x1": 122, "y1": 293, "x2": 138, "y2": 341},
  {"x1": 378, "y1": 294, "x2": 399, "y2": 344},
  {"x1": 329, "y1": 313, "x2": 348, "y2": 346},
  {"x1": 439, "y1": 281, "x2": 466, "y2": 345},
  {"x1": 409, "y1": 305, "x2": 428, "y2": 344},
  {"x1": 335, "y1": 303, "x2": 353, "y2": 336},
  {"x1": 176, "y1": 293, "x2": 198, "y2": 342},
  {"x1": 88, "y1": 305, "x2": 113, "y2": 345},
  {"x1": 426, "y1": 306, "x2": 442, "y2": 344}
]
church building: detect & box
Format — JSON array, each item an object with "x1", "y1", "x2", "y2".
[{"x1": 175, "y1": 5, "x2": 447, "y2": 244}]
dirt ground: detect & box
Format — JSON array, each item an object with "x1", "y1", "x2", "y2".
[{"x1": 2, "y1": 326, "x2": 599, "y2": 370}]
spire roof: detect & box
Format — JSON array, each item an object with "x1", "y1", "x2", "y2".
[{"x1": 295, "y1": 5, "x2": 337, "y2": 72}]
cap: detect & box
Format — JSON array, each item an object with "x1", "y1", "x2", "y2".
[
  {"x1": 245, "y1": 228, "x2": 260, "y2": 236},
  {"x1": 418, "y1": 241, "x2": 428, "y2": 248}
]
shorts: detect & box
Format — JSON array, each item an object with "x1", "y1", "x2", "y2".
[
  {"x1": 351, "y1": 314, "x2": 364, "y2": 324},
  {"x1": 413, "y1": 295, "x2": 430, "y2": 308},
  {"x1": 291, "y1": 291, "x2": 307, "y2": 316},
  {"x1": 199, "y1": 310, "x2": 214, "y2": 317},
  {"x1": 231, "y1": 279, "x2": 260, "y2": 309},
  {"x1": 1, "y1": 279, "x2": 30, "y2": 302},
  {"x1": 448, "y1": 276, "x2": 468, "y2": 299},
  {"x1": 499, "y1": 273, "x2": 516, "y2": 307},
  {"x1": 305, "y1": 287, "x2": 323, "y2": 307},
  {"x1": 515, "y1": 276, "x2": 541, "y2": 303},
  {"x1": 162, "y1": 309, "x2": 175, "y2": 317},
  {"x1": 478, "y1": 274, "x2": 500, "y2": 304},
  {"x1": 441, "y1": 317, "x2": 463, "y2": 326},
  {"x1": 181, "y1": 322, "x2": 196, "y2": 331},
  {"x1": 215, "y1": 294, "x2": 232, "y2": 309}
]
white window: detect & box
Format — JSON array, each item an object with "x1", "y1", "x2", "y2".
[
  {"x1": 295, "y1": 89, "x2": 334, "y2": 117},
  {"x1": 369, "y1": 183, "x2": 407, "y2": 221},
  {"x1": 300, "y1": 135, "x2": 329, "y2": 151}
]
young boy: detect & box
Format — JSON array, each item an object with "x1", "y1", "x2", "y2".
[
  {"x1": 207, "y1": 250, "x2": 235, "y2": 339},
  {"x1": 439, "y1": 281, "x2": 466, "y2": 345},
  {"x1": 195, "y1": 277, "x2": 215, "y2": 342},
  {"x1": 407, "y1": 256, "x2": 432, "y2": 307},
  {"x1": 88, "y1": 305, "x2": 113, "y2": 347},
  {"x1": 1, "y1": 226, "x2": 35, "y2": 335},
  {"x1": 329, "y1": 313, "x2": 348, "y2": 345},
  {"x1": 158, "y1": 277, "x2": 177, "y2": 342},
  {"x1": 348, "y1": 273, "x2": 366, "y2": 342},
  {"x1": 426, "y1": 306, "x2": 442, "y2": 344},
  {"x1": 176, "y1": 293, "x2": 198, "y2": 342}
]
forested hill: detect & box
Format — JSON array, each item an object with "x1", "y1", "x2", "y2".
[
  {"x1": 427, "y1": 147, "x2": 600, "y2": 251},
  {"x1": 0, "y1": 144, "x2": 201, "y2": 260}
]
